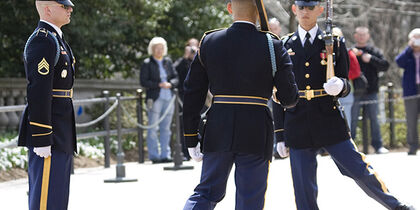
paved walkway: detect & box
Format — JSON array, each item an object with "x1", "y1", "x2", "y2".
[{"x1": 0, "y1": 152, "x2": 419, "y2": 210}]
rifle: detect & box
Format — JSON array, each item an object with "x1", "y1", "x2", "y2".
[
  {"x1": 255, "y1": 0, "x2": 270, "y2": 31},
  {"x1": 324, "y1": 0, "x2": 335, "y2": 81}
]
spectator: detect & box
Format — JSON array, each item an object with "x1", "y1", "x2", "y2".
[
  {"x1": 140, "y1": 37, "x2": 178, "y2": 163},
  {"x1": 350, "y1": 26, "x2": 390, "y2": 154},
  {"x1": 174, "y1": 44, "x2": 198, "y2": 160},
  {"x1": 395, "y1": 28, "x2": 420, "y2": 155},
  {"x1": 333, "y1": 27, "x2": 362, "y2": 127},
  {"x1": 269, "y1": 17, "x2": 282, "y2": 37},
  {"x1": 187, "y1": 38, "x2": 199, "y2": 48}
]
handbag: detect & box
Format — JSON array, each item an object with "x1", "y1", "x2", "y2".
[{"x1": 352, "y1": 72, "x2": 368, "y2": 95}]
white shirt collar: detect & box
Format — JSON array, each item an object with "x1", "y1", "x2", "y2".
[
  {"x1": 234, "y1": 20, "x2": 256, "y2": 27},
  {"x1": 298, "y1": 24, "x2": 318, "y2": 46},
  {"x1": 40, "y1": 20, "x2": 63, "y2": 38}
]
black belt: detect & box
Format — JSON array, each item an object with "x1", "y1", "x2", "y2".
[
  {"x1": 213, "y1": 95, "x2": 268, "y2": 106},
  {"x1": 52, "y1": 89, "x2": 73, "y2": 98},
  {"x1": 298, "y1": 89, "x2": 327, "y2": 100}
]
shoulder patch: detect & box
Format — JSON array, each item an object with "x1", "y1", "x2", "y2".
[
  {"x1": 35, "y1": 28, "x2": 49, "y2": 37},
  {"x1": 260, "y1": 31, "x2": 280, "y2": 40},
  {"x1": 280, "y1": 32, "x2": 294, "y2": 44},
  {"x1": 197, "y1": 28, "x2": 225, "y2": 68}
]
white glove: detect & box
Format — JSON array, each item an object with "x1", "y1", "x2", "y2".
[
  {"x1": 276, "y1": 142, "x2": 289, "y2": 158},
  {"x1": 323, "y1": 76, "x2": 344, "y2": 96},
  {"x1": 188, "y1": 143, "x2": 203, "y2": 162},
  {"x1": 33, "y1": 146, "x2": 51, "y2": 158}
]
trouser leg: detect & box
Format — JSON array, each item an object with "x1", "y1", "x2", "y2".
[
  {"x1": 289, "y1": 148, "x2": 319, "y2": 210},
  {"x1": 325, "y1": 140, "x2": 401, "y2": 209}
]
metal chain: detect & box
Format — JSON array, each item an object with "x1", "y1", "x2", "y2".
[
  {"x1": 76, "y1": 100, "x2": 118, "y2": 128},
  {"x1": 354, "y1": 93, "x2": 420, "y2": 105},
  {"x1": 121, "y1": 95, "x2": 176, "y2": 129}
]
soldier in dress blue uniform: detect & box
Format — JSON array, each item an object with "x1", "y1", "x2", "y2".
[
  {"x1": 18, "y1": 0, "x2": 76, "y2": 209},
  {"x1": 182, "y1": 0, "x2": 299, "y2": 209},
  {"x1": 272, "y1": 1, "x2": 414, "y2": 210}
]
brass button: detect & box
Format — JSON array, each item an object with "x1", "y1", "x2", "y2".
[
  {"x1": 305, "y1": 62, "x2": 310, "y2": 67},
  {"x1": 333, "y1": 106, "x2": 336, "y2": 110},
  {"x1": 65, "y1": 62, "x2": 68, "y2": 66},
  {"x1": 305, "y1": 74, "x2": 310, "y2": 78},
  {"x1": 306, "y1": 85, "x2": 311, "y2": 90}
]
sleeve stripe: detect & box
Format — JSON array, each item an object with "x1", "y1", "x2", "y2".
[
  {"x1": 184, "y1": 133, "x2": 198, "y2": 137},
  {"x1": 274, "y1": 129, "x2": 284, "y2": 133},
  {"x1": 30, "y1": 122, "x2": 52, "y2": 129},
  {"x1": 32, "y1": 131, "x2": 53, "y2": 137}
]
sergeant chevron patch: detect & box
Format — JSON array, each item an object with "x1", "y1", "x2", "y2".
[{"x1": 38, "y1": 58, "x2": 50, "y2": 75}]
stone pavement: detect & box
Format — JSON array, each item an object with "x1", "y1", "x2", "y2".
[{"x1": 0, "y1": 152, "x2": 419, "y2": 210}]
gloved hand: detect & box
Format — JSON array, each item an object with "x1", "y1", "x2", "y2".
[
  {"x1": 323, "y1": 76, "x2": 344, "y2": 96},
  {"x1": 276, "y1": 142, "x2": 289, "y2": 158},
  {"x1": 188, "y1": 143, "x2": 203, "y2": 162},
  {"x1": 33, "y1": 146, "x2": 51, "y2": 158}
]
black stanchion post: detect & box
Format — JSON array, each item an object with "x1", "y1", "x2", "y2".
[
  {"x1": 136, "y1": 89, "x2": 144, "y2": 163},
  {"x1": 104, "y1": 93, "x2": 137, "y2": 183},
  {"x1": 103, "y1": 90, "x2": 111, "y2": 168},
  {"x1": 164, "y1": 89, "x2": 194, "y2": 171},
  {"x1": 387, "y1": 82, "x2": 395, "y2": 148},
  {"x1": 362, "y1": 106, "x2": 369, "y2": 154}
]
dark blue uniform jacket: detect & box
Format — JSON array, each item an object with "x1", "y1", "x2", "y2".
[
  {"x1": 273, "y1": 29, "x2": 351, "y2": 149},
  {"x1": 18, "y1": 21, "x2": 77, "y2": 154},
  {"x1": 183, "y1": 22, "x2": 299, "y2": 160}
]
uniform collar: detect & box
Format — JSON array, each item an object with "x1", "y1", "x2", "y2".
[
  {"x1": 232, "y1": 21, "x2": 257, "y2": 30},
  {"x1": 234, "y1": 20, "x2": 256, "y2": 27},
  {"x1": 298, "y1": 24, "x2": 318, "y2": 46},
  {"x1": 40, "y1": 20, "x2": 63, "y2": 38}
]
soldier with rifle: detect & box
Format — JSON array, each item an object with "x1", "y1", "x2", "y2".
[
  {"x1": 272, "y1": 0, "x2": 414, "y2": 209},
  {"x1": 182, "y1": 0, "x2": 299, "y2": 209}
]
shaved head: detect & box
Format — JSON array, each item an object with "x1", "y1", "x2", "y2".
[{"x1": 228, "y1": 0, "x2": 258, "y2": 23}]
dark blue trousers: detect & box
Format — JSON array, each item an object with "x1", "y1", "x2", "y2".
[
  {"x1": 28, "y1": 148, "x2": 72, "y2": 210},
  {"x1": 290, "y1": 139, "x2": 401, "y2": 210},
  {"x1": 183, "y1": 152, "x2": 270, "y2": 210}
]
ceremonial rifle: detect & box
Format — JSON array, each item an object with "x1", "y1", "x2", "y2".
[
  {"x1": 324, "y1": 0, "x2": 335, "y2": 80},
  {"x1": 255, "y1": 0, "x2": 270, "y2": 31}
]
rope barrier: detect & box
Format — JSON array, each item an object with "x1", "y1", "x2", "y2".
[
  {"x1": 121, "y1": 95, "x2": 176, "y2": 129},
  {"x1": 75, "y1": 100, "x2": 119, "y2": 128}
]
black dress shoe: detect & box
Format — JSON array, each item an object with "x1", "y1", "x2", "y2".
[
  {"x1": 161, "y1": 158, "x2": 173, "y2": 163},
  {"x1": 395, "y1": 204, "x2": 416, "y2": 210},
  {"x1": 408, "y1": 148, "x2": 417, "y2": 155},
  {"x1": 151, "y1": 159, "x2": 162, "y2": 164}
]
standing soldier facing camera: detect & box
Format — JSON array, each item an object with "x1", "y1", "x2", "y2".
[
  {"x1": 18, "y1": 0, "x2": 76, "y2": 209},
  {"x1": 272, "y1": 0, "x2": 414, "y2": 209},
  {"x1": 182, "y1": 0, "x2": 299, "y2": 209}
]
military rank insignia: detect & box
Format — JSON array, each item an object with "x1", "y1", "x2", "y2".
[
  {"x1": 38, "y1": 58, "x2": 50, "y2": 75},
  {"x1": 320, "y1": 51, "x2": 327, "y2": 65},
  {"x1": 287, "y1": 48, "x2": 295, "y2": 56},
  {"x1": 61, "y1": 70, "x2": 68, "y2": 78}
]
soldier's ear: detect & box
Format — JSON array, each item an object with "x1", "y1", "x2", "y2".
[
  {"x1": 291, "y1": 5, "x2": 297, "y2": 15},
  {"x1": 317, "y1": 6, "x2": 324, "y2": 16},
  {"x1": 227, "y1": 2, "x2": 233, "y2": 15}
]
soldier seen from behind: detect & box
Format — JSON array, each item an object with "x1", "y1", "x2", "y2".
[{"x1": 182, "y1": 0, "x2": 299, "y2": 209}]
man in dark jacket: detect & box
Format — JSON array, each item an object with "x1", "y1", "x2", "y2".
[
  {"x1": 350, "y1": 26, "x2": 390, "y2": 154},
  {"x1": 182, "y1": 0, "x2": 299, "y2": 209},
  {"x1": 18, "y1": 0, "x2": 76, "y2": 209},
  {"x1": 273, "y1": 1, "x2": 413, "y2": 210}
]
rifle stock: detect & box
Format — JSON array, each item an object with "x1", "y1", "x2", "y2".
[{"x1": 324, "y1": 0, "x2": 335, "y2": 80}]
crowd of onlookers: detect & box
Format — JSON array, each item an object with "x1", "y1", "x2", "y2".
[{"x1": 139, "y1": 24, "x2": 420, "y2": 163}]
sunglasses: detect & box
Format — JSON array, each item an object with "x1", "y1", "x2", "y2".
[
  {"x1": 298, "y1": 6, "x2": 316, "y2": 10},
  {"x1": 59, "y1": 4, "x2": 72, "y2": 10}
]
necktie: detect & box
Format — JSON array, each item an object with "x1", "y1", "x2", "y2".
[{"x1": 304, "y1": 32, "x2": 311, "y2": 52}]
